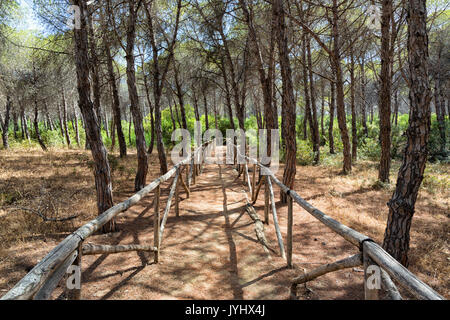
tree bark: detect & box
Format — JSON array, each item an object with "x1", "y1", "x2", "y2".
[
  {"x1": 273, "y1": 0, "x2": 296, "y2": 203},
  {"x1": 103, "y1": 29, "x2": 127, "y2": 158},
  {"x1": 332, "y1": 0, "x2": 351, "y2": 174},
  {"x1": 350, "y1": 47, "x2": 357, "y2": 161},
  {"x1": 1, "y1": 95, "x2": 11, "y2": 149},
  {"x1": 382, "y1": 0, "x2": 432, "y2": 267},
  {"x1": 61, "y1": 88, "x2": 71, "y2": 147},
  {"x1": 33, "y1": 97, "x2": 47, "y2": 151},
  {"x1": 125, "y1": 0, "x2": 148, "y2": 191},
  {"x1": 378, "y1": 0, "x2": 393, "y2": 183},
  {"x1": 329, "y1": 79, "x2": 336, "y2": 154},
  {"x1": 360, "y1": 58, "x2": 369, "y2": 137},
  {"x1": 73, "y1": 0, "x2": 115, "y2": 233},
  {"x1": 73, "y1": 101, "x2": 80, "y2": 147},
  {"x1": 306, "y1": 34, "x2": 320, "y2": 164}
]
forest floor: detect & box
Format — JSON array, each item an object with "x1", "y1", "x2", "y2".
[{"x1": 0, "y1": 146, "x2": 448, "y2": 299}]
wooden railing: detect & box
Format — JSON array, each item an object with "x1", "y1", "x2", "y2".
[
  {"x1": 1, "y1": 141, "x2": 212, "y2": 300},
  {"x1": 230, "y1": 142, "x2": 444, "y2": 300}
]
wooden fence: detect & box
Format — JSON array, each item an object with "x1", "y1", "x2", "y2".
[
  {"x1": 1, "y1": 139, "x2": 444, "y2": 300},
  {"x1": 230, "y1": 142, "x2": 444, "y2": 300},
  {"x1": 0, "y1": 141, "x2": 212, "y2": 300}
]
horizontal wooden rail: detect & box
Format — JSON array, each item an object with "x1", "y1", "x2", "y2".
[
  {"x1": 82, "y1": 244, "x2": 156, "y2": 255},
  {"x1": 1, "y1": 141, "x2": 212, "y2": 300}
]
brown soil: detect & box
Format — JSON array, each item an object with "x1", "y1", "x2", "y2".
[{"x1": 0, "y1": 147, "x2": 448, "y2": 300}]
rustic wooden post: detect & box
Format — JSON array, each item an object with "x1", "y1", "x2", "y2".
[
  {"x1": 179, "y1": 166, "x2": 190, "y2": 198},
  {"x1": 264, "y1": 176, "x2": 269, "y2": 224},
  {"x1": 267, "y1": 176, "x2": 286, "y2": 259},
  {"x1": 287, "y1": 194, "x2": 293, "y2": 268},
  {"x1": 363, "y1": 242, "x2": 380, "y2": 300},
  {"x1": 175, "y1": 168, "x2": 180, "y2": 217},
  {"x1": 154, "y1": 185, "x2": 160, "y2": 263}
]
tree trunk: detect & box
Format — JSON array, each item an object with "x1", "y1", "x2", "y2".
[
  {"x1": 203, "y1": 90, "x2": 209, "y2": 130},
  {"x1": 434, "y1": 45, "x2": 446, "y2": 155},
  {"x1": 140, "y1": 56, "x2": 155, "y2": 155},
  {"x1": 329, "y1": 80, "x2": 336, "y2": 154},
  {"x1": 394, "y1": 89, "x2": 399, "y2": 127},
  {"x1": 332, "y1": 0, "x2": 351, "y2": 174},
  {"x1": 302, "y1": 34, "x2": 312, "y2": 143},
  {"x1": 87, "y1": 4, "x2": 102, "y2": 128},
  {"x1": 125, "y1": 1, "x2": 148, "y2": 191},
  {"x1": 382, "y1": 0, "x2": 432, "y2": 267},
  {"x1": 104, "y1": 32, "x2": 127, "y2": 157},
  {"x1": 320, "y1": 81, "x2": 325, "y2": 141},
  {"x1": 169, "y1": 102, "x2": 177, "y2": 131},
  {"x1": 350, "y1": 47, "x2": 357, "y2": 161},
  {"x1": 33, "y1": 98, "x2": 47, "y2": 151},
  {"x1": 306, "y1": 34, "x2": 320, "y2": 164},
  {"x1": 73, "y1": 0, "x2": 115, "y2": 233},
  {"x1": 1, "y1": 95, "x2": 11, "y2": 149},
  {"x1": 378, "y1": 0, "x2": 393, "y2": 183},
  {"x1": 12, "y1": 111, "x2": 18, "y2": 139},
  {"x1": 73, "y1": 101, "x2": 80, "y2": 147},
  {"x1": 110, "y1": 117, "x2": 115, "y2": 151},
  {"x1": 104, "y1": 109, "x2": 109, "y2": 138},
  {"x1": 62, "y1": 88, "x2": 71, "y2": 147},
  {"x1": 273, "y1": 0, "x2": 296, "y2": 203},
  {"x1": 57, "y1": 103, "x2": 65, "y2": 140},
  {"x1": 360, "y1": 59, "x2": 369, "y2": 137},
  {"x1": 173, "y1": 61, "x2": 187, "y2": 130}
]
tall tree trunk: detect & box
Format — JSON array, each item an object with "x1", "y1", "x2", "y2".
[
  {"x1": 73, "y1": 101, "x2": 80, "y2": 147},
  {"x1": 57, "y1": 103, "x2": 65, "y2": 140},
  {"x1": 33, "y1": 98, "x2": 47, "y2": 151},
  {"x1": 434, "y1": 45, "x2": 446, "y2": 155},
  {"x1": 169, "y1": 102, "x2": 177, "y2": 131},
  {"x1": 213, "y1": 90, "x2": 218, "y2": 130},
  {"x1": 140, "y1": 56, "x2": 155, "y2": 155},
  {"x1": 320, "y1": 81, "x2": 325, "y2": 141},
  {"x1": 87, "y1": 4, "x2": 102, "y2": 128},
  {"x1": 332, "y1": 0, "x2": 352, "y2": 174},
  {"x1": 383, "y1": 0, "x2": 433, "y2": 267},
  {"x1": 173, "y1": 61, "x2": 187, "y2": 130},
  {"x1": 110, "y1": 117, "x2": 116, "y2": 151},
  {"x1": 350, "y1": 47, "x2": 357, "y2": 161},
  {"x1": 273, "y1": 0, "x2": 297, "y2": 204},
  {"x1": 378, "y1": 0, "x2": 393, "y2": 183},
  {"x1": 302, "y1": 33, "x2": 312, "y2": 142},
  {"x1": 360, "y1": 59, "x2": 369, "y2": 137},
  {"x1": 73, "y1": 0, "x2": 115, "y2": 233},
  {"x1": 43, "y1": 101, "x2": 53, "y2": 131},
  {"x1": 62, "y1": 88, "x2": 71, "y2": 147},
  {"x1": 306, "y1": 34, "x2": 320, "y2": 164},
  {"x1": 203, "y1": 90, "x2": 209, "y2": 130},
  {"x1": 394, "y1": 89, "x2": 399, "y2": 127},
  {"x1": 125, "y1": 0, "x2": 148, "y2": 191},
  {"x1": 1, "y1": 95, "x2": 11, "y2": 149},
  {"x1": 104, "y1": 32, "x2": 127, "y2": 157},
  {"x1": 104, "y1": 108, "x2": 109, "y2": 138},
  {"x1": 329, "y1": 80, "x2": 336, "y2": 154},
  {"x1": 12, "y1": 111, "x2": 18, "y2": 139}
]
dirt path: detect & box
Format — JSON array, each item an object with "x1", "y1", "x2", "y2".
[{"x1": 49, "y1": 156, "x2": 364, "y2": 300}]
